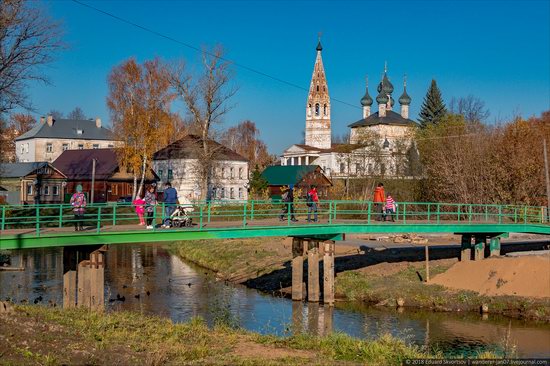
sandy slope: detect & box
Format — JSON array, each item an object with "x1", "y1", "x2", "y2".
[{"x1": 430, "y1": 255, "x2": 550, "y2": 298}]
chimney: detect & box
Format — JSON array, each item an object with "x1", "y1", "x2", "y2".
[
  {"x1": 46, "y1": 115, "x2": 53, "y2": 127},
  {"x1": 95, "y1": 117, "x2": 101, "y2": 128},
  {"x1": 40, "y1": 116, "x2": 45, "y2": 124}
]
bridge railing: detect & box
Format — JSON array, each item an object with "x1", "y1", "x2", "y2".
[{"x1": 0, "y1": 200, "x2": 547, "y2": 236}]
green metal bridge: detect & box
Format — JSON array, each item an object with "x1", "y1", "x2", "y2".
[{"x1": 1, "y1": 200, "x2": 549, "y2": 250}]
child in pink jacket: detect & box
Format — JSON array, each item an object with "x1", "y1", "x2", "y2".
[{"x1": 133, "y1": 196, "x2": 146, "y2": 225}]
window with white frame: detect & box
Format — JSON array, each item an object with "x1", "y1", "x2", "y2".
[
  {"x1": 92, "y1": 144, "x2": 99, "y2": 149},
  {"x1": 238, "y1": 187, "x2": 243, "y2": 199},
  {"x1": 230, "y1": 167, "x2": 234, "y2": 179},
  {"x1": 46, "y1": 143, "x2": 53, "y2": 153},
  {"x1": 230, "y1": 187, "x2": 235, "y2": 199},
  {"x1": 221, "y1": 187, "x2": 225, "y2": 198},
  {"x1": 158, "y1": 169, "x2": 163, "y2": 179},
  {"x1": 62, "y1": 143, "x2": 68, "y2": 151},
  {"x1": 25, "y1": 144, "x2": 29, "y2": 153},
  {"x1": 78, "y1": 144, "x2": 84, "y2": 150},
  {"x1": 26, "y1": 183, "x2": 33, "y2": 195},
  {"x1": 44, "y1": 185, "x2": 50, "y2": 195},
  {"x1": 20, "y1": 145, "x2": 24, "y2": 154},
  {"x1": 167, "y1": 169, "x2": 173, "y2": 180},
  {"x1": 221, "y1": 168, "x2": 226, "y2": 179},
  {"x1": 238, "y1": 167, "x2": 243, "y2": 179},
  {"x1": 53, "y1": 185, "x2": 59, "y2": 196}
]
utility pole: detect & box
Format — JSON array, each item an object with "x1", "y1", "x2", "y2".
[
  {"x1": 91, "y1": 158, "x2": 97, "y2": 204},
  {"x1": 544, "y1": 139, "x2": 550, "y2": 222}
]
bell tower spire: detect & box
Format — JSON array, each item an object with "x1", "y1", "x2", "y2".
[{"x1": 305, "y1": 34, "x2": 331, "y2": 149}]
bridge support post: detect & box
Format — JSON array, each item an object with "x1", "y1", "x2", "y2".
[
  {"x1": 63, "y1": 271, "x2": 77, "y2": 308},
  {"x1": 291, "y1": 238, "x2": 304, "y2": 301},
  {"x1": 89, "y1": 251, "x2": 105, "y2": 311},
  {"x1": 489, "y1": 237, "x2": 501, "y2": 257},
  {"x1": 77, "y1": 260, "x2": 91, "y2": 308},
  {"x1": 307, "y1": 240, "x2": 320, "y2": 302},
  {"x1": 63, "y1": 246, "x2": 106, "y2": 310},
  {"x1": 323, "y1": 241, "x2": 335, "y2": 306},
  {"x1": 474, "y1": 236, "x2": 486, "y2": 261},
  {"x1": 460, "y1": 234, "x2": 472, "y2": 261}
]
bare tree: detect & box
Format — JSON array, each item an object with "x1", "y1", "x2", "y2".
[
  {"x1": 67, "y1": 106, "x2": 87, "y2": 120},
  {"x1": 220, "y1": 120, "x2": 273, "y2": 169},
  {"x1": 47, "y1": 109, "x2": 64, "y2": 120},
  {"x1": 449, "y1": 95, "x2": 490, "y2": 124},
  {"x1": 0, "y1": 0, "x2": 64, "y2": 115},
  {"x1": 169, "y1": 46, "x2": 237, "y2": 199}
]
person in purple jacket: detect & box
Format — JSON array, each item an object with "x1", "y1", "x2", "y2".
[{"x1": 162, "y1": 182, "x2": 178, "y2": 228}]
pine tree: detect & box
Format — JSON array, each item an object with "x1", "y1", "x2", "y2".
[{"x1": 418, "y1": 79, "x2": 447, "y2": 128}]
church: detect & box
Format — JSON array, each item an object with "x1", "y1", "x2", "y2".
[{"x1": 281, "y1": 40, "x2": 418, "y2": 179}]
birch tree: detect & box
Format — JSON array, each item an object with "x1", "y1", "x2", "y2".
[
  {"x1": 107, "y1": 58, "x2": 177, "y2": 199},
  {"x1": 169, "y1": 46, "x2": 237, "y2": 199}
]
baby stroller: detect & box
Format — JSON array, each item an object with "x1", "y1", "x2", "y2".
[{"x1": 169, "y1": 204, "x2": 193, "y2": 228}]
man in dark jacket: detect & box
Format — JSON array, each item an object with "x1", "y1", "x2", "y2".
[
  {"x1": 162, "y1": 182, "x2": 178, "y2": 228},
  {"x1": 279, "y1": 185, "x2": 298, "y2": 222}
]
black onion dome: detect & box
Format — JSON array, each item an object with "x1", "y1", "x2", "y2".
[
  {"x1": 376, "y1": 90, "x2": 388, "y2": 104},
  {"x1": 360, "y1": 89, "x2": 373, "y2": 106},
  {"x1": 399, "y1": 87, "x2": 411, "y2": 105}
]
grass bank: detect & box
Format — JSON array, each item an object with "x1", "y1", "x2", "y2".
[
  {"x1": 0, "y1": 305, "x2": 447, "y2": 366},
  {"x1": 169, "y1": 239, "x2": 550, "y2": 322}
]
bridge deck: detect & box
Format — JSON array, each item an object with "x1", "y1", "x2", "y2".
[{"x1": 1, "y1": 200, "x2": 548, "y2": 249}]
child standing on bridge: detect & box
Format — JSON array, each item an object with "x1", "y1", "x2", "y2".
[
  {"x1": 70, "y1": 185, "x2": 87, "y2": 231},
  {"x1": 384, "y1": 193, "x2": 396, "y2": 222},
  {"x1": 133, "y1": 195, "x2": 146, "y2": 226}
]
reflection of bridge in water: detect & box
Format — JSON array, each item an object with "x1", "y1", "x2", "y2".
[{"x1": 1, "y1": 200, "x2": 549, "y2": 309}]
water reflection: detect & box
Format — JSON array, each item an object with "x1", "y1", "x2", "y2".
[{"x1": 1, "y1": 243, "x2": 549, "y2": 358}]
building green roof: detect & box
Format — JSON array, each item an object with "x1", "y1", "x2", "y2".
[{"x1": 261, "y1": 165, "x2": 320, "y2": 186}]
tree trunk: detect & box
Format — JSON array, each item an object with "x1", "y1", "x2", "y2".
[
  {"x1": 132, "y1": 176, "x2": 138, "y2": 201},
  {"x1": 137, "y1": 156, "x2": 147, "y2": 199}
]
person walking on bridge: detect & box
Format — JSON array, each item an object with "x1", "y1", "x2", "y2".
[
  {"x1": 384, "y1": 193, "x2": 396, "y2": 222},
  {"x1": 145, "y1": 184, "x2": 157, "y2": 229},
  {"x1": 70, "y1": 185, "x2": 86, "y2": 231},
  {"x1": 373, "y1": 183, "x2": 385, "y2": 221},
  {"x1": 162, "y1": 182, "x2": 178, "y2": 228},
  {"x1": 279, "y1": 185, "x2": 297, "y2": 222},
  {"x1": 307, "y1": 185, "x2": 319, "y2": 222}
]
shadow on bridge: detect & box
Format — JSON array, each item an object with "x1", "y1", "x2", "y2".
[{"x1": 243, "y1": 240, "x2": 550, "y2": 295}]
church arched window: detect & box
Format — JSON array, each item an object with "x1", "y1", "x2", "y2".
[
  {"x1": 307, "y1": 104, "x2": 312, "y2": 117},
  {"x1": 315, "y1": 103, "x2": 320, "y2": 116},
  {"x1": 323, "y1": 104, "x2": 327, "y2": 115},
  {"x1": 316, "y1": 85, "x2": 319, "y2": 92}
]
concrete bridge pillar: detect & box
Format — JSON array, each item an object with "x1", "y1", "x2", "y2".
[
  {"x1": 291, "y1": 238, "x2": 305, "y2": 301},
  {"x1": 489, "y1": 237, "x2": 501, "y2": 257},
  {"x1": 474, "y1": 235, "x2": 486, "y2": 261},
  {"x1": 307, "y1": 240, "x2": 320, "y2": 303},
  {"x1": 323, "y1": 241, "x2": 335, "y2": 306},
  {"x1": 460, "y1": 234, "x2": 472, "y2": 261}
]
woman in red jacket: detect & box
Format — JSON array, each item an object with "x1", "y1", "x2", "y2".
[{"x1": 373, "y1": 183, "x2": 385, "y2": 221}]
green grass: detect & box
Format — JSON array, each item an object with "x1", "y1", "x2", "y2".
[
  {"x1": 0, "y1": 305, "x2": 448, "y2": 366},
  {"x1": 168, "y1": 238, "x2": 289, "y2": 280}
]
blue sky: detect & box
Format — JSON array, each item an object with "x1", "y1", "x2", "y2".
[{"x1": 27, "y1": 0, "x2": 550, "y2": 153}]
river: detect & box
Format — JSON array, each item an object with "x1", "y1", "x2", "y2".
[{"x1": 1, "y1": 243, "x2": 549, "y2": 358}]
